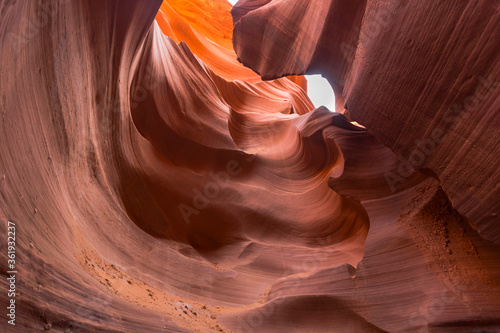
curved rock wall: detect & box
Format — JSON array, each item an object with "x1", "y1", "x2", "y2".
[
  {"x1": 232, "y1": 0, "x2": 500, "y2": 244},
  {"x1": 0, "y1": 0, "x2": 499, "y2": 332}
]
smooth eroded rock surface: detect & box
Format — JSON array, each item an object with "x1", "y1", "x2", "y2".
[{"x1": 0, "y1": 0, "x2": 499, "y2": 332}]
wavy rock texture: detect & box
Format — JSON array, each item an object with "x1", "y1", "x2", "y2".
[
  {"x1": 0, "y1": 0, "x2": 499, "y2": 332},
  {"x1": 232, "y1": 0, "x2": 500, "y2": 244}
]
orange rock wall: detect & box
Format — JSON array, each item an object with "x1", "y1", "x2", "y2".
[{"x1": 0, "y1": 0, "x2": 498, "y2": 332}]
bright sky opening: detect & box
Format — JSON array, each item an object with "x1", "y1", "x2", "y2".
[
  {"x1": 226, "y1": 0, "x2": 334, "y2": 111},
  {"x1": 305, "y1": 75, "x2": 335, "y2": 111}
]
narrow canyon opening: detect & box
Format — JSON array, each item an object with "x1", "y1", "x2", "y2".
[{"x1": 305, "y1": 74, "x2": 336, "y2": 111}]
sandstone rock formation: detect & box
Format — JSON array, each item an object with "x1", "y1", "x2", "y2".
[
  {"x1": 232, "y1": 0, "x2": 500, "y2": 244},
  {"x1": 0, "y1": 0, "x2": 498, "y2": 332}
]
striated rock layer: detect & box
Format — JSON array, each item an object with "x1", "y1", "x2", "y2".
[
  {"x1": 232, "y1": 0, "x2": 500, "y2": 244},
  {"x1": 0, "y1": 0, "x2": 498, "y2": 332}
]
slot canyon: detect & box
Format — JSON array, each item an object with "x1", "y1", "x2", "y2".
[{"x1": 0, "y1": 0, "x2": 499, "y2": 332}]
